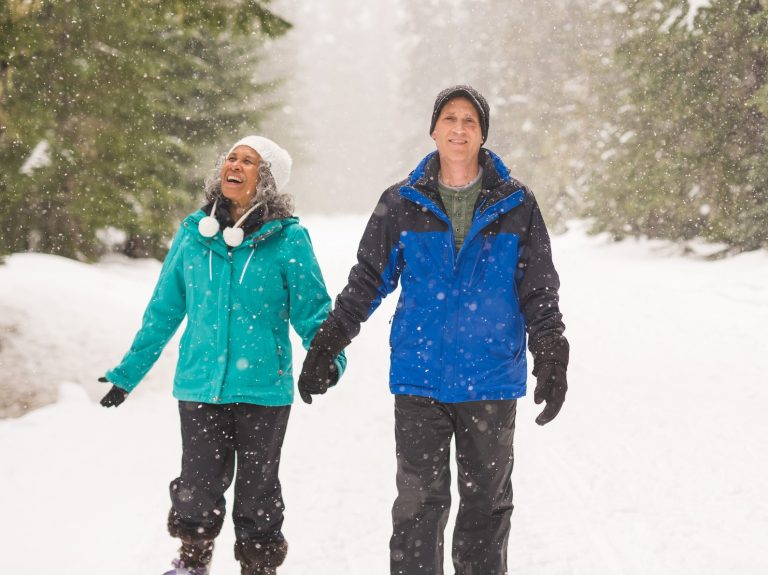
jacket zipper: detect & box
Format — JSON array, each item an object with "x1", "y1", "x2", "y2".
[
  {"x1": 400, "y1": 185, "x2": 525, "y2": 398},
  {"x1": 235, "y1": 227, "x2": 279, "y2": 284}
]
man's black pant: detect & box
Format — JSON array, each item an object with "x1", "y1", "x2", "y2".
[
  {"x1": 390, "y1": 395, "x2": 517, "y2": 575},
  {"x1": 168, "y1": 401, "x2": 290, "y2": 544}
]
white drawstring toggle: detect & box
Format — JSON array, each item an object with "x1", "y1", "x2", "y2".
[
  {"x1": 199, "y1": 198, "x2": 220, "y2": 238},
  {"x1": 223, "y1": 226, "x2": 245, "y2": 247},
  {"x1": 198, "y1": 198, "x2": 262, "y2": 247}
]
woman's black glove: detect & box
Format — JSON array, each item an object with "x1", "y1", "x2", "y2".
[
  {"x1": 530, "y1": 335, "x2": 569, "y2": 426},
  {"x1": 99, "y1": 378, "x2": 128, "y2": 408},
  {"x1": 298, "y1": 316, "x2": 350, "y2": 404}
]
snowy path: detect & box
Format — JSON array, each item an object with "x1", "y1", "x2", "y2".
[{"x1": 1, "y1": 216, "x2": 767, "y2": 574}]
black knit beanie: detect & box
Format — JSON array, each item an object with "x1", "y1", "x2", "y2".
[{"x1": 429, "y1": 85, "x2": 490, "y2": 143}]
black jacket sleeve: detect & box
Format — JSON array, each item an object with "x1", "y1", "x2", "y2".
[
  {"x1": 329, "y1": 188, "x2": 405, "y2": 340},
  {"x1": 517, "y1": 195, "x2": 566, "y2": 353}
]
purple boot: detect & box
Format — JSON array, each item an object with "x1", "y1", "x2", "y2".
[
  {"x1": 163, "y1": 539, "x2": 214, "y2": 575},
  {"x1": 162, "y1": 557, "x2": 210, "y2": 575}
]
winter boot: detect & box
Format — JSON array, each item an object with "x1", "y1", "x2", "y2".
[
  {"x1": 163, "y1": 539, "x2": 215, "y2": 575},
  {"x1": 234, "y1": 539, "x2": 288, "y2": 575}
]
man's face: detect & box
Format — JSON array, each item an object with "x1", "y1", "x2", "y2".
[{"x1": 431, "y1": 96, "x2": 483, "y2": 163}]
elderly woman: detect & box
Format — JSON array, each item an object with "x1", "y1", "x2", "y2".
[{"x1": 99, "y1": 136, "x2": 345, "y2": 575}]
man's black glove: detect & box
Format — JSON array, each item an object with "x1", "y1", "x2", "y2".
[
  {"x1": 99, "y1": 377, "x2": 128, "y2": 408},
  {"x1": 298, "y1": 316, "x2": 351, "y2": 404},
  {"x1": 298, "y1": 350, "x2": 338, "y2": 404},
  {"x1": 530, "y1": 335, "x2": 569, "y2": 426}
]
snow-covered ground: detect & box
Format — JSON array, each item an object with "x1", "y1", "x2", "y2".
[{"x1": 1, "y1": 215, "x2": 767, "y2": 574}]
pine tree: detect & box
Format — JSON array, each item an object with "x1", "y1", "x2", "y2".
[
  {"x1": 0, "y1": 0, "x2": 290, "y2": 259},
  {"x1": 585, "y1": 0, "x2": 768, "y2": 252}
]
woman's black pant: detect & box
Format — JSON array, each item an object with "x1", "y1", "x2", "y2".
[
  {"x1": 168, "y1": 401, "x2": 290, "y2": 544},
  {"x1": 390, "y1": 395, "x2": 517, "y2": 575}
]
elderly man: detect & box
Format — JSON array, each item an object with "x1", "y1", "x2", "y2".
[{"x1": 300, "y1": 85, "x2": 569, "y2": 575}]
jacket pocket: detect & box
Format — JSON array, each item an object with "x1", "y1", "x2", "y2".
[
  {"x1": 176, "y1": 327, "x2": 212, "y2": 381},
  {"x1": 229, "y1": 329, "x2": 281, "y2": 384}
]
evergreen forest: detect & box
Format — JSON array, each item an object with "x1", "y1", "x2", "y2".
[{"x1": 1, "y1": 0, "x2": 766, "y2": 259}]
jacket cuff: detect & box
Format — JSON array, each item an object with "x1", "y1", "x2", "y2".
[
  {"x1": 530, "y1": 334, "x2": 569, "y2": 376},
  {"x1": 104, "y1": 368, "x2": 138, "y2": 393},
  {"x1": 310, "y1": 315, "x2": 352, "y2": 358}
]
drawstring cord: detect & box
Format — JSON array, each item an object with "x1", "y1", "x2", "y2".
[
  {"x1": 240, "y1": 248, "x2": 255, "y2": 285},
  {"x1": 209, "y1": 249, "x2": 213, "y2": 282}
]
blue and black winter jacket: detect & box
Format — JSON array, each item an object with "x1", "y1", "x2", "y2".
[{"x1": 331, "y1": 149, "x2": 565, "y2": 403}]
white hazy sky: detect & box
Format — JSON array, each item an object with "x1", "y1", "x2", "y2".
[{"x1": 263, "y1": 0, "x2": 417, "y2": 214}]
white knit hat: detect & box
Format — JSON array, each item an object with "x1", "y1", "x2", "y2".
[{"x1": 228, "y1": 135, "x2": 292, "y2": 192}]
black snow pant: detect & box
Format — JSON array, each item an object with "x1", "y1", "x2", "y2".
[
  {"x1": 168, "y1": 401, "x2": 290, "y2": 545},
  {"x1": 390, "y1": 395, "x2": 517, "y2": 575}
]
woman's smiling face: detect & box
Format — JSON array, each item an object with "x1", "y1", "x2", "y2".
[{"x1": 220, "y1": 145, "x2": 261, "y2": 208}]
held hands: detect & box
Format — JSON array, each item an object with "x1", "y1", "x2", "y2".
[
  {"x1": 98, "y1": 377, "x2": 128, "y2": 408},
  {"x1": 298, "y1": 316, "x2": 351, "y2": 404},
  {"x1": 298, "y1": 350, "x2": 338, "y2": 404},
  {"x1": 531, "y1": 335, "x2": 570, "y2": 426}
]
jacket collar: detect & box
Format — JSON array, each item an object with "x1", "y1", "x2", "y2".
[
  {"x1": 403, "y1": 148, "x2": 525, "y2": 219},
  {"x1": 183, "y1": 211, "x2": 298, "y2": 256},
  {"x1": 408, "y1": 148, "x2": 511, "y2": 189}
]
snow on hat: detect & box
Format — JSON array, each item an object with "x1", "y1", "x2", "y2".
[
  {"x1": 228, "y1": 135, "x2": 292, "y2": 192},
  {"x1": 429, "y1": 85, "x2": 490, "y2": 143}
]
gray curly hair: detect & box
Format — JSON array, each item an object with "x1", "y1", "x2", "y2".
[{"x1": 203, "y1": 155, "x2": 294, "y2": 220}]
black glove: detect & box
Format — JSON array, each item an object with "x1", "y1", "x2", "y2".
[
  {"x1": 298, "y1": 349, "x2": 338, "y2": 404},
  {"x1": 298, "y1": 316, "x2": 351, "y2": 404},
  {"x1": 531, "y1": 335, "x2": 569, "y2": 426},
  {"x1": 99, "y1": 378, "x2": 128, "y2": 408}
]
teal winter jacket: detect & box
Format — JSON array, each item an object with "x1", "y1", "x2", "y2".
[{"x1": 106, "y1": 210, "x2": 345, "y2": 406}]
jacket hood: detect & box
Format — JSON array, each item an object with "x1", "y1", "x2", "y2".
[{"x1": 184, "y1": 210, "x2": 299, "y2": 250}]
